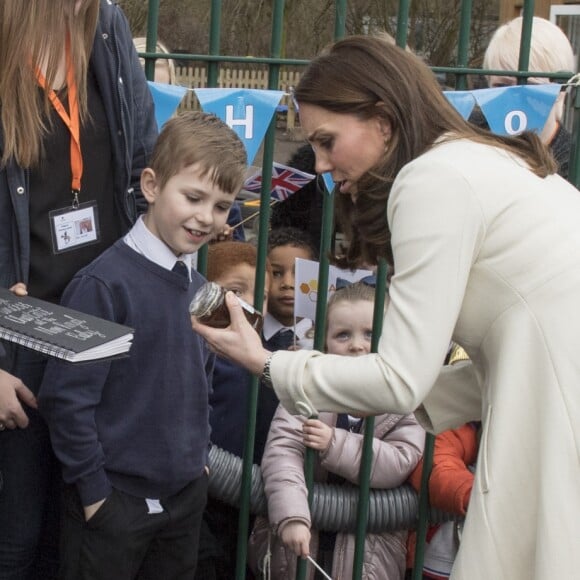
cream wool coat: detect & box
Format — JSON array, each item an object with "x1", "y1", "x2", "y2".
[{"x1": 270, "y1": 138, "x2": 580, "y2": 580}]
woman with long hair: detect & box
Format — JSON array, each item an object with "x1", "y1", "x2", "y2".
[
  {"x1": 0, "y1": 1, "x2": 157, "y2": 577},
  {"x1": 192, "y1": 35, "x2": 580, "y2": 579}
]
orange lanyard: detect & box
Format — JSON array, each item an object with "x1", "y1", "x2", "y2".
[{"x1": 36, "y1": 42, "x2": 83, "y2": 204}]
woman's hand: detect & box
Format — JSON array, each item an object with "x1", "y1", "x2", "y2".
[
  {"x1": 0, "y1": 283, "x2": 37, "y2": 429},
  {"x1": 303, "y1": 419, "x2": 333, "y2": 452},
  {"x1": 9, "y1": 282, "x2": 28, "y2": 296},
  {"x1": 280, "y1": 521, "x2": 311, "y2": 558},
  {"x1": 191, "y1": 291, "x2": 270, "y2": 375},
  {"x1": 0, "y1": 370, "x2": 37, "y2": 429}
]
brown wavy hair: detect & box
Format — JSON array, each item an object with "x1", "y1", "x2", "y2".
[
  {"x1": 294, "y1": 35, "x2": 557, "y2": 269},
  {"x1": 0, "y1": 0, "x2": 100, "y2": 167}
]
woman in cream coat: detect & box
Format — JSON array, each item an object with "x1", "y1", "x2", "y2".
[{"x1": 192, "y1": 36, "x2": 580, "y2": 579}]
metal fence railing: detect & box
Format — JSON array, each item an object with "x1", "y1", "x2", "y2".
[{"x1": 138, "y1": 1, "x2": 580, "y2": 578}]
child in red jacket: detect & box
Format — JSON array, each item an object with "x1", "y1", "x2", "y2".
[{"x1": 407, "y1": 346, "x2": 480, "y2": 579}]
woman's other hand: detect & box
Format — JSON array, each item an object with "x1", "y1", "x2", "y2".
[{"x1": 0, "y1": 370, "x2": 37, "y2": 429}]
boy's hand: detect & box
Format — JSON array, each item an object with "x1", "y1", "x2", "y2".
[
  {"x1": 302, "y1": 419, "x2": 332, "y2": 451},
  {"x1": 191, "y1": 291, "x2": 269, "y2": 375},
  {"x1": 214, "y1": 224, "x2": 234, "y2": 242},
  {"x1": 84, "y1": 498, "x2": 106, "y2": 522},
  {"x1": 280, "y1": 521, "x2": 311, "y2": 558}
]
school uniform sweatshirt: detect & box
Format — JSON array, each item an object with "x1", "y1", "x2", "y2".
[{"x1": 38, "y1": 240, "x2": 214, "y2": 506}]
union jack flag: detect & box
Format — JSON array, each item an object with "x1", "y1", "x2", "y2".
[{"x1": 243, "y1": 162, "x2": 315, "y2": 201}]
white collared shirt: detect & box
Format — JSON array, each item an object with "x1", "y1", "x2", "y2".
[
  {"x1": 262, "y1": 313, "x2": 314, "y2": 349},
  {"x1": 124, "y1": 216, "x2": 194, "y2": 281}
]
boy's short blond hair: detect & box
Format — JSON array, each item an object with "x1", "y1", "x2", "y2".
[{"x1": 149, "y1": 111, "x2": 247, "y2": 194}]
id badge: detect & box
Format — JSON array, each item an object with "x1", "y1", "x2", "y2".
[{"x1": 49, "y1": 201, "x2": 101, "y2": 254}]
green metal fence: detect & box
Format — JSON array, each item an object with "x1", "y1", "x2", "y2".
[{"x1": 139, "y1": 1, "x2": 580, "y2": 578}]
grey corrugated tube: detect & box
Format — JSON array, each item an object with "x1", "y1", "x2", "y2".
[{"x1": 208, "y1": 446, "x2": 455, "y2": 533}]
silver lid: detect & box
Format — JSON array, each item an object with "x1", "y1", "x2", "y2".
[{"x1": 189, "y1": 281, "x2": 224, "y2": 317}]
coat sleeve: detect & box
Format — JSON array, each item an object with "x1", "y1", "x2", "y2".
[
  {"x1": 37, "y1": 275, "x2": 116, "y2": 506},
  {"x1": 270, "y1": 155, "x2": 486, "y2": 421},
  {"x1": 408, "y1": 422, "x2": 478, "y2": 515},
  {"x1": 320, "y1": 413, "x2": 425, "y2": 489},
  {"x1": 260, "y1": 406, "x2": 311, "y2": 532}
]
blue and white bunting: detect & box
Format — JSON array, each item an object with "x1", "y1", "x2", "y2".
[
  {"x1": 444, "y1": 91, "x2": 476, "y2": 120},
  {"x1": 322, "y1": 173, "x2": 335, "y2": 194},
  {"x1": 470, "y1": 84, "x2": 560, "y2": 136},
  {"x1": 146, "y1": 83, "x2": 565, "y2": 163},
  {"x1": 194, "y1": 88, "x2": 285, "y2": 165},
  {"x1": 147, "y1": 81, "x2": 188, "y2": 129}
]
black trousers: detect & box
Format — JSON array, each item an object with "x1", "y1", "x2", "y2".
[
  {"x1": 194, "y1": 497, "x2": 255, "y2": 580},
  {"x1": 59, "y1": 473, "x2": 208, "y2": 580}
]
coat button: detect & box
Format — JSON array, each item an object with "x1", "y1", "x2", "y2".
[
  {"x1": 102, "y1": 33, "x2": 108, "y2": 40},
  {"x1": 16, "y1": 187, "x2": 24, "y2": 195}
]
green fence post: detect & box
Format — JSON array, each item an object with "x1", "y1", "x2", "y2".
[
  {"x1": 334, "y1": 0, "x2": 347, "y2": 40},
  {"x1": 517, "y1": 0, "x2": 535, "y2": 84},
  {"x1": 455, "y1": 0, "x2": 472, "y2": 91},
  {"x1": 411, "y1": 432, "x2": 435, "y2": 580},
  {"x1": 196, "y1": 0, "x2": 223, "y2": 277},
  {"x1": 235, "y1": 2, "x2": 286, "y2": 578},
  {"x1": 295, "y1": 180, "x2": 336, "y2": 580},
  {"x1": 207, "y1": 0, "x2": 222, "y2": 87},
  {"x1": 396, "y1": 0, "x2": 411, "y2": 49},
  {"x1": 351, "y1": 260, "x2": 388, "y2": 579},
  {"x1": 144, "y1": 0, "x2": 160, "y2": 81}
]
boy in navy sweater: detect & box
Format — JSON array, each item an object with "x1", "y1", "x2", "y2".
[{"x1": 38, "y1": 112, "x2": 247, "y2": 580}]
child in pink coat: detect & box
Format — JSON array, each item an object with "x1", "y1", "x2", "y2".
[{"x1": 249, "y1": 281, "x2": 425, "y2": 579}]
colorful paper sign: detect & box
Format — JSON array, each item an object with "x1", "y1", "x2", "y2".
[{"x1": 294, "y1": 258, "x2": 374, "y2": 320}]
